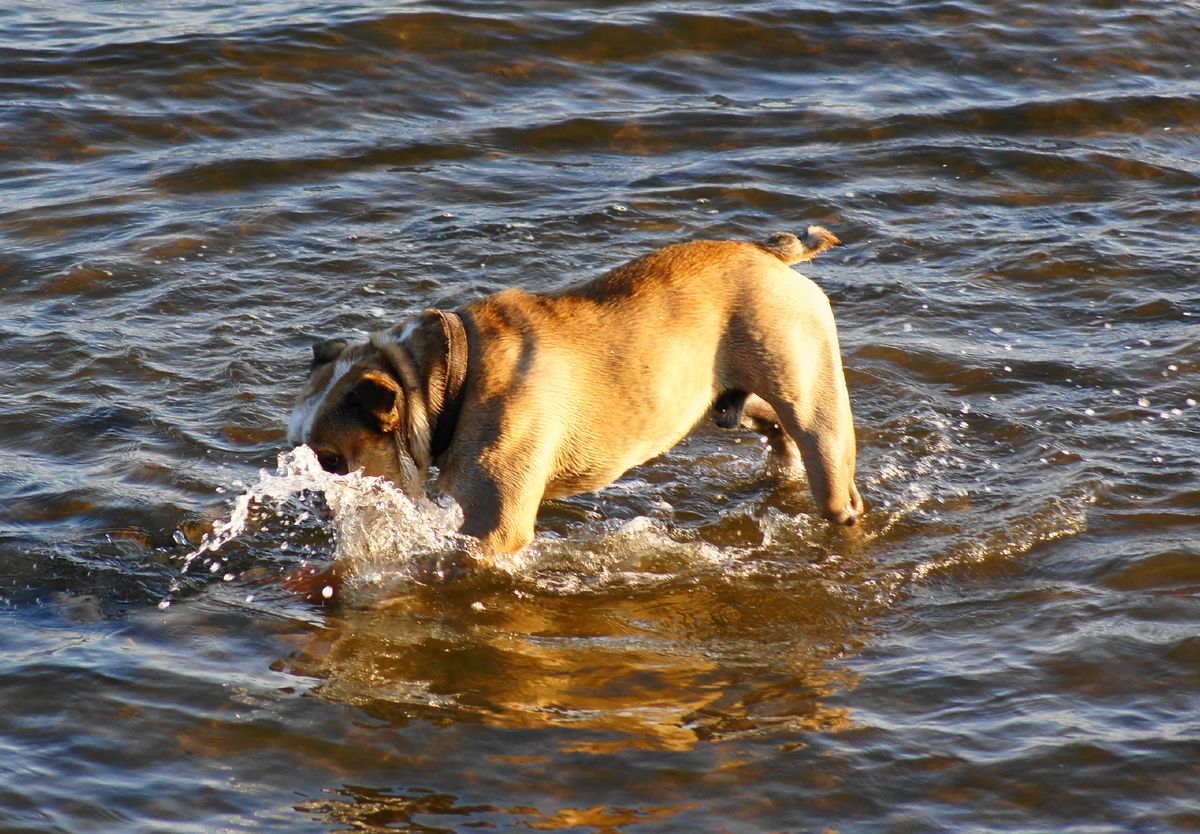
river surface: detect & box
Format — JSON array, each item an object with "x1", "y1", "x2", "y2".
[{"x1": 2, "y1": 2, "x2": 1198, "y2": 832}]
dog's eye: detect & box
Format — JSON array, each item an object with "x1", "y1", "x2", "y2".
[{"x1": 316, "y1": 451, "x2": 347, "y2": 475}]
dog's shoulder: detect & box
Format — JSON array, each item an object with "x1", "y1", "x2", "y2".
[{"x1": 468, "y1": 287, "x2": 548, "y2": 327}]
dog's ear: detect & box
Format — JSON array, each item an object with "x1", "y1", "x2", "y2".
[
  {"x1": 350, "y1": 371, "x2": 402, "y2": 433},
  {"x1": 311, "y1": 338, "x2": 348, "y2": 370}
]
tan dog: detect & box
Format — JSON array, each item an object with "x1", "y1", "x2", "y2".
[{"x1": 288, "y1": 228, "x2": 863, "y2": 559}]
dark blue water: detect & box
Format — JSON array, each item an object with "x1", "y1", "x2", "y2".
[{"x1": 2, "y1": 2, "x2": 1198, "y2": 832}]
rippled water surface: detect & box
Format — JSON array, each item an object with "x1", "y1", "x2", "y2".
[{"x1": 2, "y1": 2, "x2": 1198, "y2": 832}]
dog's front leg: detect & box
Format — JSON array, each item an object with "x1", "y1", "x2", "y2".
[{"x1": 449, "y1": 464, "x2": 541, "y2": 559}]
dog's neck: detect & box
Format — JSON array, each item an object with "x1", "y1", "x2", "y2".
[
  {"x1": 370, "y1": 309, "x2": 469, "y2": 471},
  {"x1": 428, "y1": 309, "x2": 469, "y2": 461}
]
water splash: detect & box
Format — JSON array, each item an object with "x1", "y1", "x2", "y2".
[
  {"x1": 165, "y1": 446, "x2": 466, "y2": 606},
  {"x1": 158, "y1": 394, "x2": 1089, "y2": 609},
  {"x1": 908, "y1": 489, "x2": 1094, "y2": 582},
  {"x1": 521, "y1": 514, "x2": 739, "y2": 596},
  {"x1": 162, "y1": 445, "x2": 846, "y2": 607}
]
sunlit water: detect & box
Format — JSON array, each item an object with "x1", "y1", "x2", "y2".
[{"x1": 1, "y1": 1, "x2": 1198, "y2": 832}]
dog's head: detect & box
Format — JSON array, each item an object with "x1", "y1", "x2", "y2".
[{"x1": 288, "y1": 335, "x2": 428, "y2": 496}]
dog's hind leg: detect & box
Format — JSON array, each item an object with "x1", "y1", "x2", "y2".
[
  {"x1": 732, "y1": 394, "x2": 804, "y2": 476},
  {"x1": 710, "y1": 390, "x2": 749, "y2": 429},
  {"x1": 732, "y1": 289, "x2": 862, "y2": 524},
  {"x1": 760, "y1": 393, "x2": 862, "y2": 526}
]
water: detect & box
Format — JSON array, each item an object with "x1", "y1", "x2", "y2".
[{"x1": 1, "y1": 1, "x2": 1198, "y2": 831}]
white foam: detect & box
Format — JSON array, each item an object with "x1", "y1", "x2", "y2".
[{"x1": 171, "y1": 446, "x2": 465, "y2": 605}]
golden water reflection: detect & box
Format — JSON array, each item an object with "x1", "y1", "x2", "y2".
[
  {"x1": 275, "y1": 563, "x2": 876, "y2": 753},
  {"x1": 297, "y1": 784, "x2": 692, "y2": 834}
]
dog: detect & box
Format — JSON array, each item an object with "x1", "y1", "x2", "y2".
[{"x1": 288, "y1": 227, "x2": 863, "y2": 561}]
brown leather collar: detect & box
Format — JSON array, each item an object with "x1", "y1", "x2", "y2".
[{"x1": 429, "y1": 308, "x2": 469, "y2": 461}]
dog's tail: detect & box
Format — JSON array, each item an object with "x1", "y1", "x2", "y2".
[{"x1": 759, "y1": 226, "x2": 842, "y2": 264}]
